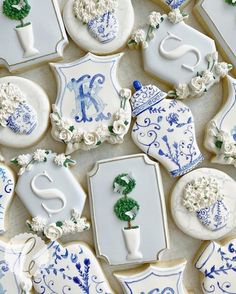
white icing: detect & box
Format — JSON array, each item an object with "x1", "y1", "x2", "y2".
[
  {"x1": 73, "y1": 0, "x2": 118, "y2": 23},
  {"x1": 50, "y1": 53, "x2": 131, "y2": 154},
  {"x1": 183, "y1": 176, "x2": 223, "y2": 212},
  {"x1": 171, "y1": 168, "x2": 236, "y2": 240},
  {"x1": 63, "y1": 0, "x2": 134, "y2": 54},
  {"x1": 88, "y1": 154, "x2": 169, "y2": 265},
  {"x1": 205, "y1": 75, "x2": 236, "y2": 166},
  {"x1": 159, "y1": 31, "x2": 201, "y2": 72},
  {"x1": 0, "y1": 0, "x2": 68, "y2": 72},
  {"x1": 195, "y1": 0, "x2": 236, "y2": 71},
  {"x1": 15, "y1": 152, "x2": 87, "y2": 227},
  {"x1": 168, "y1": 8, "x2": 188, "y2": 24},
  {"x1": 0, "y1": 77, "x2": 49, "y2": 148},
  {"x1": 31, "y1": 171, "x2": 67, "y2": 217},
  {"x1": 114, "y1": 260, "x2": 190, "y2": 293}
]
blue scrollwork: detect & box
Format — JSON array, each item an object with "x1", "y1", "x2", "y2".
[
  {"x1": 67, "y1": 74, "x2": 111, "y2": 123},
  {"x1": 140, "y1": 288, "x2": 175, "y2": 294},
  {"x1": 165, "y1": 0, "x2": 186, "y2": 9}
]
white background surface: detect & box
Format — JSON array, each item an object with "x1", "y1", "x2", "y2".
[{"x1": 0, "y1": 0, "x2": 235, "y2": 293}]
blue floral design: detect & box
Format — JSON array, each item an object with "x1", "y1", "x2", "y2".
[
  {"x1": 159, "y1": 136, "x2": 181, "y2": 169},
  {"x1": 0, "y1": 260, "x2": 9, "y2": 294},
  {"x1": 231, "y1": 126, "x2": 236, "y2": 141},
  {"x1": 165, "y1": 0, "x2": 186, "y2": 8},
  {"x1": 140, "y1": 288, "x2": 175, "y2": 294}
]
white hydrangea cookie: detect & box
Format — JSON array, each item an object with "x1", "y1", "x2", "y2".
[
  {"x1": 63, "y1": 0, "x2": 134, "y2": 54},
  {"x1": 171, "y1": 168, "x2": 236, "y2": 240},
  {"x1": 0, "y1": 76, "x2": 50, "y2": 148},
  {"x1": 13, "y1": 150, "x2": 90, "y2": 241}
]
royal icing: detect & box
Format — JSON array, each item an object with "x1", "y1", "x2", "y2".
[
  {"x1": 0, "y1": 233, "x2": 49, "y2": 294},
  {"x1": 0, "y1": 76, "x2": 50, "y2": 148},
  {"x1": 0, "y1": 158, "x2": 15, "y2": 234},
  {"x1": 50, "y1": 53, "x2": 131, "y2": 154},
  {"x1": 152, "y1": 0, "x2": 190, "y2": 10},
  {"x1": 63, "y1": 0, "x2": 134, "y2": 54},
  {"x1": 87, "y1": 154, "x2": 169, "y2": 265},
  {"x1": 128, "y1": 9, "x2": 232, "y2": 99},
  {"x1": 194, "y1": 0, "x2": 236, "y2": 75},
  {"x1": 171, "y1": 168, "x2": 236, "y2": 240},
  {"x1": 33, "y1": 241, "x2": 114, "y2": 294},
  {"x1": 0, "y1": 0, "x2": 68, "y2": 72},
  {"x1": 114, "y1": 259, "x2": 190, "y2": 293},
  {"x1": 205, "y1": 75, "x2": 236, "y2": 166},
  {"x1": 13, "y1": 150, "x2": 90, "y2": 240},
  {"x1": 195, "y1": 237, "x2": 236, "y2": 293},
  {"x1": 131, "y1": 80, "x2": 203, "y2": 177}
]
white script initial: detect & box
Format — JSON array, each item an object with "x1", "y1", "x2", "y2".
[
  {"x1": 31, "y1": 171, "x2": 66, "y2": 217},
  {"x1": 159, "y1": 32, "x2": 201, "y2": 72}
]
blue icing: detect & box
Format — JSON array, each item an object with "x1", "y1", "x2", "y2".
[{"x1": 165, "y1": 0, "x2": 186, "y2": 8}]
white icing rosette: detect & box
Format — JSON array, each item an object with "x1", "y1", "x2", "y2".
[{"x1": 44, "y1": 224, "x2": 63, "y2": 241}]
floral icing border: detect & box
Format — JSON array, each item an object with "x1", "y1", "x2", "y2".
[
  {"x1": 73, "y1": 0, "x2": 118, "y2": 23},
  {"x1": 128, "y1": 9, "x2": 233, "y2": 100},
  {"x1": 51, "y1": 89, "x2": 131, "y2": 154},
  {"x1": 27, "y1": 209, "x2": 90, "y2": 241},
  {"x1": 11, "y1": 149, "x2": 76, "y2": 175},
  {"x1": 206, "y1": 121, "x2": 236, "y2": 166}
]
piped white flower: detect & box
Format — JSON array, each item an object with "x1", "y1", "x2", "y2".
[{"x1": 33, "y1": 149, "x2": 48, "y2": 162}]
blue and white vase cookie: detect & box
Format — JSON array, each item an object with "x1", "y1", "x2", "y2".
[
  {"x1": 131, "y1": 80, "x2": 203, "y2": 177},
  {"x1": 0, "y1": 76, "x2": 50, "y2": 148},
  {"x1": 195, "y1": 237, "x2": 236, "y2": 294},
  {"x1": 63, "y1": 0, "x2": 134, "y2": 54},
  {"x1": 171, "y1": 168, "x2": 236, "y2": 240}
]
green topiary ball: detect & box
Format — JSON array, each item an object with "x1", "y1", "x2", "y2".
[
  {"x1": 114, "y1": 197, "x2": 139, "y2": 222},
  {"x1": 113, "y1": 173, "x2": 136, "y2": 195},
  {"x1": 3, "y1": 0, "x2": 31, "y2": 21},
  {"x1": 225, "y1": 0, "x2": 236, "y2": 5}
]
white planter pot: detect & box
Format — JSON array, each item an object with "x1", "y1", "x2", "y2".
[
  {"x1": 122, "y1": 226, "x2": 143, "y2": 260},
  {"x1": 15, "y1": 23, "x2": 39, "y2": 58}
]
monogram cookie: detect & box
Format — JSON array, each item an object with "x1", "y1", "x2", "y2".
[
  {"x1": 114, "y1": 259, "x2": 191, "y2": 293},
  {"x1": 0, "y1": 76, "x2": 50, "y2": 148},
  {"x1": 205, "y1": 75, "x2": 236, "y2": 166},
  {"x1": 13, "y1": 150, "x2": 90, "y2": 240},
  {"x1": 87, "y1": 154, "x2": 169, "y2": 265},
  {"x1": 33, "y1": 241, "x2": 114, "y2": 294},
  {"x1": 128, "y1": 9, "x2": 232, "y2": 99},
  {"x1": 50, "y1": 53, "x2": 131, "y2": 154},
  {"x1": 171, "y1": 168, "x2": 236, "y2": 240},
  {"x1": 131, "y1": 80, "x2": 203, "y2": 177},
  {"x1": 0, "y1": 0, "x2": 68, "y2": 72},
  {"x1": 195, "y1": 237, "x2": 236, "y2": 293},
  {"x1": 194, "y1": 0, "x2": 236, "y2": 76},
  {"x1": 63, "y1": 0, "x2": 134, "y2": 54}
]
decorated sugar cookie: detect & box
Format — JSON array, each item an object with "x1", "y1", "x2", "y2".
[
  {"x1": 114, "y1": 259, "x2": 191, "y2": 294},
  {"x1": 33, "y1": 241, "x2": 114, "y2": 294},
  {"x1": 0, "y1": 157, "x2": 15, "y2": 234},
  {"x1": 195, "y1": 237, "x2": 236, "y2": 293},
  {"x1": 128, "y1": 9, "x2": 232, "y2": 99},
  {"x1": 87, "y1": 154, "x2": 169, "y2": 265},
  {"x1": 0, "y1": 0, "x2": 68, "y2": 72},
  {"x1": 0, "y1": 76, "x2": 50, "y2": 148},
  {"x1": 194, "y1": 0, "x2": 236, "y2": 76},
  {"x1": 131, "y1": 80, "x2": 203, "y2": 177},
  {"x1": 0, "y1": 233, "x2": 48, "y2": 294},
  {"x1": 171, "y1": 168, "x2": 236, "y2": 240},
  {"x1": 50, "y1": 53, "x2": 131, "y2": 154},
  {"x1": 63, "y1": 0, "x2": 134, "y2": 54},
  {"x1": 13, "y1": 150, "x2": 90, "y2": 240},
  {"x1": 205, "y1": 75, "x2": 236, "y2": 166}
]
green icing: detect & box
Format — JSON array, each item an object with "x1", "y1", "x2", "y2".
[
  {"x1": 113, "y1": 173, "x2": 136, "y2": 195},
  {"x1": 3, "y1": 0, "x2": 31, "y2": 27},
  {"x1": 114, "y1": 197, "x2": 139, "y2": 222},
  {"x1": 225, "y1": 0, "x2": 236, "y2": 5}
]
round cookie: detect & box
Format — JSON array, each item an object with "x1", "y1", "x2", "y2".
[
  {"x1": 0, "y1": 76, "x2": 50, "y2": 148},
  {"x1": 63, "y1": 0, "x2": 134, "y2": 54},
  {"x1": 171, "y1": 168, "x2": 236, "y2": 240}
]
